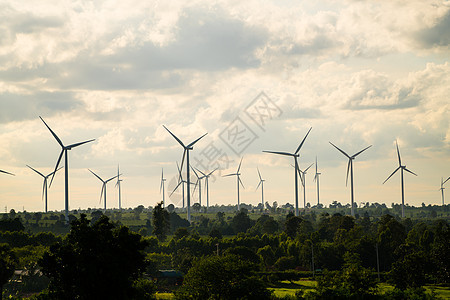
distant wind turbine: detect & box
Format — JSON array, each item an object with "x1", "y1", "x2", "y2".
[
  {"x1": 40, "y1": 116, "x2": 95, "y2": 223},
  {"x1": 382, "y1": 140, "x2": 417, "y2": 218},
  {"x1": 163, "y1": 125, "x2": 207, "y2": 222},
  {"x1": 256, "y1": 168, "x2": 265, "y2": 209},
  {"x1": 160, "y1": 168, "x2": 166, "y2": 208},
  {"x1": 27, "y1": 165, "x2": 62, "y2": 213},
  {"x1": 223, "y1": 157, "x2": 244, "y2": 211},
  {"x1": 116, "y1": 165, "x2": 123, "y2": 210},
  {"x1": 314, "y1": 157, "x2": 321, "y2": 206},
  {"x1": 330, "y1": 142, "x2": 372, "y2": 217},
  {"x1": 88, "y1": 169, "x2": 119, "y2": 212},
  {"x1": 191, "y1": 167, "x2": 205, "y2": 207},
  {"x1": 263, "y1": 127, "x2": 312, "y2": 216},
  {"x1": 0, "y1": 170, "x2": 14, "y2": 176},
  {"x1": 170, "y1": 162, "x2": 195, "y2": 210},
  {"x1": 195, "y1": 167, "x2": 217, "y2": 209},
  {"x1": 296, "y1": 163, "x2": 314, "y2": 208},
  {"x1": 439, "y1": 177, "x2": 450, "y2": 205}
]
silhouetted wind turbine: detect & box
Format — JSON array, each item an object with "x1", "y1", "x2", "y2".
[
  {"x1": 160, "y1": 168, "x2": 166, "y2": 208},
  {"x1": 40, "y1": 116, "x2": 95, "y2": 223},
  {"x1": 27, "y1": 165, "x2": 62, "y2": 213},
  {"x1": 0, "y1": 170, "x2": 14, "y2": 176},
  {"x1": 297, "y1": 163, "x2": 313, "y2": 209},
  {"x1": 314, "y1": 157, "x2": 321, "y2": 206},
  {"x1": 195, "y1": 167, "x2": 217, "y2": 209},
  {"x1": 88, "y1": 169, "x2": 119, "y2": 212},
  {"x1": 163, "y1": 125, "x2": 207, "y2": 222},
  {"x1": 263, "y1": 127, "x2": 312, "y2": 216},
  {"x1": 223, "y1": 157, "x2": 244, "y2": 211},
  {"x1": 256, "y1": 168, "x2": 265, "y2": 209},
  {"x1": 382, "y1": 141, "x2": 417, "y2": 218},
  {"x1": 330, "y1": 142, "x2": 372, "y2": 217},
  {"x1": 116, "y1": 165, "x2": 123, "y2": 210},
  {"x1": 439, "y1": 177, "x2": 450, "y2": 205}
]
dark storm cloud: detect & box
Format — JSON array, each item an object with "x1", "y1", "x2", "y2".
[
  {"x1": 0, "y1": 91, "x2": 82, "y2": 123},
  {"x1": 415, "y1": 11, "x2": 450, "y2": 48}
]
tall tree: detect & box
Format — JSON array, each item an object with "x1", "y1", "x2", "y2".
[
  {"x1": 152, "y1": 202, "x2": 170, "y2": 241},
  {"x1": 0, "y1": 243, "x2": 17, "y2": 298}
]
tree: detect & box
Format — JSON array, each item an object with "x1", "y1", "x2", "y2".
[
  {"x1": 231, "y1": 210, "x2": 252, "y2": 234},
  {"x1": 152, "y1": 202, "x2": 170, "y2": 241},
  {"x1": 0, "y1": 243, "x2": 17, "y2": 298},
  {"x1": 176, "y1": 254, "x2": 271, "y2": 300},
  {"x1": 39, "y1": 214, "x2": 149, "y2": 299}
]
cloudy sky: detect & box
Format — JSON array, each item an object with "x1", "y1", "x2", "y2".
[{"x1": 0, "y1": 0, "x2": 449, "y2": 213}]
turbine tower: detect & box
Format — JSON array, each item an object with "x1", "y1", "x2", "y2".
[
  {"x1": 116, "y1": 165, "x2": 123, "y2": 210},
  {"x1": 27, "y1": 165, "x2": 62, "y2": 213},
  {"x1": 88, "y1": 169, "x2": 119, "y2": 212},
  {"x1": 163, "y1": 125, "x2": 207, "y2": 222},
  {"x1": 223, "y1": 157, "x2": 244, "y2": 211},
  {"x1": 330, "y1": 142, "x2": 372, "y2": 217},
  {"x1": 195, "y1": 167, "x2": 217, "y2": 209},
  {"x1": 440, "y1": 177, "x2": 450, "y2": 205},
  {"x1": 314, "y1": 157, "x2": 321, "y2": 206},
  {"x1": 170, "y1": 162, "x2": 195, "y2": 210},
  {"x1": 296, "y1": 163, "x2": 313, "y2": 208},
  {"x1": 263, "y1": 127, "x2": 312, "y2": 216},
  {"x1": 40, "y1": 116, "x2": 95, "y2": 223},
  {"x1": 191, "y1": 167, "x2": 205, "y2": 207},
  {"x1": 160, "y1": 168, "x2": 166, "y2": 208},
  {"x1": 383, "y1": 140, "x2": 417, "y2": 218},
  {"x1": 256, "y1": 168, "x2": 265, "y2": 209}
]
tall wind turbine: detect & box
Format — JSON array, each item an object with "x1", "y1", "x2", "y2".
[
  {"x1": 88, "y1": 169, "x2": 119, "y2": 212},
  {"x1": 223, "y1": 157, "x2": 244, "y2": 211},
  {"x1": 27, "y1": 165, "x2": 62, "y2": 213},
  {"x1": 116, "y1": 165, "x2": 123, "y2": 210},
  {"x1": 439, "y1": 177, "x2": 450, "y2": 205},
  {"x1": 256, "y1": 168, "x2": 265, "y2": 209},
  {"x1": 314, "y1": 157, "x2": 321, "y2": 206},
  {"x1": 191, "y1": 167, "x2": 205, "y2": 207},
  {"x1": 330, "y1": 142, "x2": 372, "y2": 217},
  {"x1": 160, "y1": 168, "x2": 166, "y2": 208},
  {"x1": 263, "y1": 127, "x2": 312, "y2": 216},
  {"x1": 383, "y1": 141, "x2": 417, "y2": 218},
  {"x1": 195, "y1": 167, "x2": 217, "y2": 209},
  {"x1": 40, "y1": 116, "x2": 95, "y2": 223},
  {"x1": 163, "y1": 125, "x2": 207, "y2": 222},
  {"x1": 296, "y1": 163, "x2": 314, "y2": 208},
  {"x1": 0, "y1": 170, "x2": 14, "y2": 176}
]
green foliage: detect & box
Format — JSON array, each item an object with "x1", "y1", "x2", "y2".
[
  {"x1": 153, "y1": 202, "x2": 170, "y2": 241},
  {"x1": 39, "y1": 214, "x2": 149, "y2": 299},
  {"x1": 0, "y1": 218, "x2": 24, "y2": 232},
  {"x1": 231, "y1": 210, "x2": 252, "y2": 234},
  {"x1": 0, "y1": 243, "x2": 17, "y2": 297},
  {"x1": 176, "y1": 254, "x2": 272, "y2": 300}
]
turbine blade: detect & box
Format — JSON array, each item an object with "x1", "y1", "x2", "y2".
[
  {"x1": 295, "y1": 127, "x2": 312, "y2": 154},
  {"x1": 352, "y1": 145, "x2": 372, "y2": 158},
  {"x1": 191, "y1": 166, "x2": 199, "y2": 179},
  {"x1": 192, "y1": 180, "x2": 198, "y2": 195},
  {"x1": 48, "y1": 166, "x2": 63, "y2": 177},
  {"x1": 263, "y1": 150, "x2": 294, "y2": 157},
  {"x1": 329, "y1": 142, "x2": 350, "y2": 159},
  {"x1": 315, "y1": 156, "x2": 318, "y2": 174},
  {"x1": 383, "y1": 166, "x2": 401, "y2": 184},
  {"x1": 176, "y1": 161, "x2": 183, "y2": 182},
  {"x1": 404, "y1": 167, "x2": 417, "y2": 176},
  {"x1": 256, "y1": 180, "x2": 262, "y2": 191},
  {"x1": 257, "y1": 167, "x2": 262, "y2": 181},
  {"x1": 67, "y1": 139, "x2": 95, "y2": 149},
  {"x1": 180, "y1": 149, "x2": 186, "y2": 175},
  {"x1": 207, "y1": 168, "x2": 218, "y2": 176},
  {"x1": 195, "y1": 167, "x2": 206, "y2": 177},
  {"x1": 88, "y1": 169, "x2": 104, "y2": 182},
  {"x1": 42, "y1": 180, "x2": 46, "y2": 201},
  {"x1": 0, "y1": 170, "x2": 14, "y2": 176},
  {"x1": 239, "y1": 176, "x2": 245, "y2": 189},
  {"x1": 304, "y1": 163, "x2": 314, "y2": 173},
  {"x1": 223, "y1": 173, "x2": 236, "y2": 177},
  {"x1": 105, "y1": 175, "x2": 119, "y2": 183},
  {"x1": 395, "y1": 140, "x2": 402, "y2": 166},
  {"x1": 187, "y1": 133, "x2": 208, "y2": 148},
  {"x1": 346, "y1": 160, "x2": 351, "y2": 187},
  {"x1": 163, "y1": 125, "x2": 186, "y2": 148},
  {"x1": 27, "y1": 165, "x2": 45, "y2": 177},
  {"x1": 237, "y1": 157, "x2": 243, "y2": 173},
  {"x1": 39, "y1": 116, "x2": 64, "y2": 148},
  {"x1": 170, "y1": 181, "x2": 182, "y2": 197},
  {"x1": 99, "y1": 184, "x2": 105, "y2": 204},
  {"x1": 49, "y1": 149, "x2": 64, "y2": 187},
  {"x1": 444, "y1": 177, "x2": 450, "y2": 185}
]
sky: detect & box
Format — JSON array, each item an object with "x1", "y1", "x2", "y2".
[{"x1": 0, "y1": 0, "x2": 449, "y2": 213}]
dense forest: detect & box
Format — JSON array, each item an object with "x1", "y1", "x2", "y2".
[{"x1": 0, "y1": 202, "x2": 449, "y2": 299}]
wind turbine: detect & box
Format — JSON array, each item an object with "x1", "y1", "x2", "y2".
[
  {"x1": 191, "y1": 167, "x2": 204, "y2": 207},
  {"x1": 256, "y1": 168, "x2": 265, "y2": 209},
  {"x1": 170, "y1": 162, "x2": 195, "y2": 210},
  {"x1": 160, "y1": 168, "x2": 166, "y2": 207},
  {"x1": 0, "y1": 170, "x2": 14, "y2": 176},
  {"x1": 163, "y1": 125, "x2": 207, "y2": 222},
  {"x1": 383, "y1": 141, "x2": 417, "y2": 218},
  {"x1": 194, "y1": 167, "x2": 217, "y2": 209},
  {"x1": 116, "y1": 165, "x2": 123, "y2": 210},
  {"x1": 27, "y1": 165, "x2": 62, "y2": 213},
  {"x1": 314, "y1": 157, "x2": 321, "y2": 206},
  {"x1": 223, "y1": 157, "x2": 244, "y2": 211},
  {"x1": 296, "y1": 163, "x2": 314, "y2": 209},
  {"x1": 40, "y1": 116, "x2": 95, "y2": 223},
  {"x1": 330, "y1": 142, "x2": 371, "y2": 217},
  {"x1": 88, "y1": 169, "x2": 119, "y2": 212},
  {"x1": 263, "y1": 127, "x2": 312, "y2": 216},
  {"x1": 439, "y1": 177, "x2": 450, "y2": 205}
]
